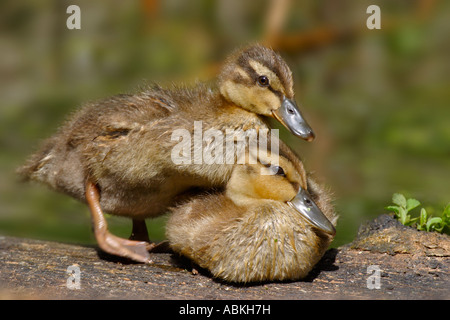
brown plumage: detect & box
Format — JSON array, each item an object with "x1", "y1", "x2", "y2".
[
  {"x1": 18, "y1": 44, "x2": 315, "y2": 263},
  {"x1": 166, "y1": 148, "x2": 337, "y2": 283}
]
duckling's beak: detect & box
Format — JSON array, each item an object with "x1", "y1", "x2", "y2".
[
  {"x1": 272, "y1": 97, "x2": 315, "y2": 142},
  {"x1": 287, "y1": 188, "x2": 336, "y2": 235}
]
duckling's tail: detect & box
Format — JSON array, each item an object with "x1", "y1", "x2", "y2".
[
  {"x1": 17, "y1": 137, "x2": 87, "y2": 202},
  {"x1": 16, "y1": 139, "x2": 56, "y2": 183}
]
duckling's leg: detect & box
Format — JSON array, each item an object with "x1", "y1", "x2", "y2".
[
  {"x1": 129, "y1": 219, "x2": 150, "y2": 242},
  {"x1": 85, "y1": 181, "x2": 153, "y2": 264},
  {"x1": 129, "y1": 220, "x2": 172, "y2": 253}
]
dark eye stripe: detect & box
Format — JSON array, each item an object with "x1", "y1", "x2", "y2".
[
  {"x1": 233, "y1": 72, "x2": 251, "y2": 85},
  {"x1": 237, "y1": 58, "x2": 283, "y2": 99},
  {"x1": 267, "y1": 85, "x2": 283, "y2": 99}
]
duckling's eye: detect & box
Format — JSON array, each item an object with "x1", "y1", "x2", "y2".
[
  {"x1": 270, "y1": 165, "x2": 285, "y2": 177},
  {"x1": 257, "y1": 75, "x2": 270, "y2": 87}
]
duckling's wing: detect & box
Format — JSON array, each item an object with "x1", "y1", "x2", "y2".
[
  {"x1": 18, "y1": 91, "x2": 180, "y2": 200},
  {"x1": 73, "y1": 91, "x2": 183, "y2": 181}
]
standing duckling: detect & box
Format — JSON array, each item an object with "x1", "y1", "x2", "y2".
[
  {"x1": 166, "y1": 149, "x2": 337, "y2": 283},
  {"x1": 18, "y1": 44, "x2": 315, "y2": 263}
]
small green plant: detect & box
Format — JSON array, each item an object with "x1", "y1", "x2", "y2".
[{"x1": 385, "y1": 193, "x2": 450, "y2": 235}]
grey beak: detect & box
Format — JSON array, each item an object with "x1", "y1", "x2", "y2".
[
  {"x1": 272, "y1": 97, "x2": 315, "y2": 142},
  {"x1": 287, "y1": 188, "x2": 336, "y2": 235}
]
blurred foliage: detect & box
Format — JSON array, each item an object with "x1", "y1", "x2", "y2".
[{"x1": 1, "y1": 0, "x2": 449, "y2": 248}]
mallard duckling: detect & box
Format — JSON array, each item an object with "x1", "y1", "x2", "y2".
[
  {"x1": 18, "y1": 44, "x2": 314, "y2": 263},
  {"x1": 166, "y1": 149, "x2": 337, "y2": 283}
]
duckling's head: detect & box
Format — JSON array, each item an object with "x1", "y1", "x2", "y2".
[
  {"x1": 166, "y1": 149, "x2": 336, "y2": 283},
  {"x1": 218, "y1": 44, "x2": 315, "y2": 141},
  {"x1": 226, "y1": 149, "x2": 335, "y2": 235},
  {"x1": 226, "y1": 150, "x2": 303, "y2": 206}
]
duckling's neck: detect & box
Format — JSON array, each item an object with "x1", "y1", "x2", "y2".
[{"x1": 212, "y1": 94, "x2": 269, "y2": 130}]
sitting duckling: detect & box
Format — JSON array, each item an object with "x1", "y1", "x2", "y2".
[
  {"x1": 18, "y1": 44, "x2": 315, "y2": 263},
  {"x1": 166, "y1": 149, "x2": 337, "y2": 283}
]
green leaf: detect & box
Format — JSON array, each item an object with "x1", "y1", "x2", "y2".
[
  {"x1": 418, "y1": 208, "x2": 428, "y2": 230},
  {"x1": 406, "y1": 198, "x2": 421, "y2": 213},
  {"x1": 409, "y1": 217, "x2": 419, "y2": 224},
  {"x1": 403, "y1": 214, "x2": 414, "y2": 226},
  {"x1": 426, "y1": 217, "x2": 442, "y2": 232},
  {"x1": 417, "y1": 224, "x2": 426, "y2": 231},
  {"x1": 398, "y1": 207, "x2": 408, "y2": 225},
  {"x1": 385, "y1": 205, "x2": 399, "y2": 213},
  {"x1": 392, "y1": 193, "x2": 407, "y2": 208}
]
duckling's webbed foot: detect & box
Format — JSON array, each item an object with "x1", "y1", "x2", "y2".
[{"x1": 85, "y1": 181, "x2": 153, "y2": 264}]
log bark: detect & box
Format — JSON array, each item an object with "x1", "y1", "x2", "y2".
[{"x1": 0, "y1": 215, "x2": 448, "y2": 300}]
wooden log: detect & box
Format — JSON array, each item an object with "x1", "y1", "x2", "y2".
[{"x1": 0, "y1": 215, "x2": 448, "y2": 300}]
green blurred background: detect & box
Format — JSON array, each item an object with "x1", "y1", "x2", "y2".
[{"x1": 1, "y1": 0, "x2": 449, "y2": 248}]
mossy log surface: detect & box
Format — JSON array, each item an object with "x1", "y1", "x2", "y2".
[{"x1": 1, "y1": 215, "x2": 448, "y2": 300}]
